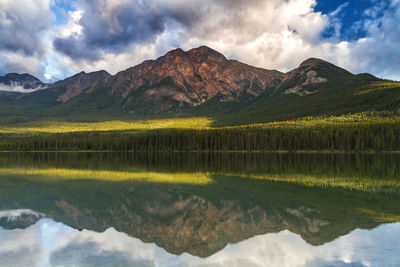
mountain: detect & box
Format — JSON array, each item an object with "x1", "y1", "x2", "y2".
[
  {"x1": 0, "y1": 73, "x2": 47, "y2": 94},
  {"x1": 110, "y1": 46, "x2": 283, "y2": 113},
  {"x1": 53, "y1": 70, "x2": 111, "y2": 103},
  {"x1": 0, "y1": 46, "x2": 399, "y2": 125},
  {"x1": 279, "y1": 58, "x2": 352, "y2": 96}
]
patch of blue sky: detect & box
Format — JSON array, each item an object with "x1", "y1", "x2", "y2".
[
  {"x1": 50, "y1": 0, "x2": 77, "y2": 26},
  {"x1": 315, "y1": 0, "x2": 378, "y2": 41},
  {"x1": 42, "y1": 54, "x2": 75, "y2": 82}
]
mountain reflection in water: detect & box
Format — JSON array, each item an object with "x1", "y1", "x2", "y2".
[{"x1": 0, "y1": 152, "x2": 399, "y2": 266}]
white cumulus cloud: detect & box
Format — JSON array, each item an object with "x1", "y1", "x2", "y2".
[
  {"x1": 0, "y1": 82, "x2": 47, "y2": 93},
  {"x1": 1, "y1": 0, "x2": 400, "y2": 81}
]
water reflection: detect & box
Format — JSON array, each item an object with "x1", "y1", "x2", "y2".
[
  {"x1": 1, "y1": 214, "x2": 399, "y2": 267},
  {"x1": 0, "y1": 152, "x2": 399, "y2": 265}
]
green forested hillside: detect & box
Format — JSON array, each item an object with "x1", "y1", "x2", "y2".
[
  {"x1": 1, "y1": 77, "x2": 399, "y2": 126},
  {"x1": 1, "y1": 113, "x2": 399, "y2": 152},
  {"x1": 196, "y1": 79, "x2": 400, "y2": 126}
]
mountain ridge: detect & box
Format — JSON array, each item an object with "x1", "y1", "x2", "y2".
[
  {"x1": 0, "y1": 46, "x2": 398, "y2": 125},
  {"x1": 0, "y1": 73, "x2": 47, "y2": 93},
  {"x1": 0, "y1": 46, "x2": 342, "y2": 98}
]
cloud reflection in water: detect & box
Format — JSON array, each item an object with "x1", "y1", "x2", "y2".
[{"x1": 0, "y1": 216, "x2": 399, "y2": 267}]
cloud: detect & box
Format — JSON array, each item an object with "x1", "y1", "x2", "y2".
[
  {"x1": 344, "y1": 0, "x2": 400, "y2": 79},
  {"x1": 49, "y1": 242, "x2": 155, "y2": 267},
  {"x1": 1, "y1": 0, "x2": 400, "y2": 81},
  {"x1": 0, "y1": 0, "x2": 55, "y2": 78},
  {"x1": 0, "y1": 51, "x2": 44, "y2": 77},
  {"x1": 0, "y1": 0, "x2": 55, "y2": 55},
  {"x1": 0, "y1": 82, "x2": 47, "y2": 93},
  {"x1": 50, "y1": 0, "x2": 330, "y2": 75},
  {"x1": 0, "y1": 247, "x2": 41, "y2": 267},
  {"x1": 53, "y1": 0, "x2": 170, "y2": 60},
  {"x1": 0, "y1": 216, "x2": 399, "y2": 267}
]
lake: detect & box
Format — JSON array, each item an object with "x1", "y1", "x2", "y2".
[{"x1": 0, "y1": 152, "x2": 399, "y2": 266}]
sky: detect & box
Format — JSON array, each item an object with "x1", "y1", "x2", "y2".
[{"x1": 0, "y1": 0, "x2": 399, "y2": 82}]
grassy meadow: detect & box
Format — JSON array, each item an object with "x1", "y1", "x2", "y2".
[
  {"x1": 355, "y1": 81, "x2": 400, "y2": 95},
  {"x1": 0, "y1": 117, "x2": 213, "y2": 134}
]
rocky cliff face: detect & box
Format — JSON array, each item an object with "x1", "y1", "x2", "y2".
[
  {"x1": 0, "y1": 46, "x2": 358, "y2": 115},
  {"x1": 54, "y1": 70, "x2": 112, "y2": 103},
  {"x1": 103, "y1": 47, "x2": 356, "y2": 114},
  {"x1": 109, "y1": 46, "x2": 284, "y2": 113},
  {"x1": 281, "y1": 58, "x2": 351, "y2": 96}
]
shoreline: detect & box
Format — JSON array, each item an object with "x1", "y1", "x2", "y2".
[{"x1": 1, "y1": 150, "x2": 400, "y2": 154}]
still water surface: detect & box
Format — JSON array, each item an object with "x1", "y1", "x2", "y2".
[{"x1": 0, "y1": 152, "x2": 399, "y2": 266}]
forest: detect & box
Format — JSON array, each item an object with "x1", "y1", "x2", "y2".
[{"x1": 0, "y1": 113, "x2": 399, "y2": 152}]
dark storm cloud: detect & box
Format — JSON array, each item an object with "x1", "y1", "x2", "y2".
[
  {"x1": 0, "y1": 59, "x2": 31, "y2": 74},
  {"x1": 0, "y1": 11, "x2": 38, "y2": 55},
  {"x1": 53, "y1": 0, "x2": 170, "y2": 60},
  {"x1": 52, "y1": 0, "x2": 266, "y2": 60},
  {"x1": 0, "y1": 2, "x2": 54, "y2": 56},
  {"x1": 53, "y1": 36, "x2": 101, "y2": 60},
  {"x1": 0, "y1": 0, "x2": 55, "y2": 78}
]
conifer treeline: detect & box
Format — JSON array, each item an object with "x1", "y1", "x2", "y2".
[
  {"x1": 0, "y1": 119, "x2": 399, "y2": 152},
  {"x1": 1, "y1": 152, "x2": 398, "y2": 180}
]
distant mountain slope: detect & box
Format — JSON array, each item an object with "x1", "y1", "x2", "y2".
[
  {"x1": 0, "y1": 73, "x2": 47, "y2": 94},
  {"x1": 0, "y1": 46, "x2": 399, "y2": 125},
  {"x1": 54, "y1": 70, "x2": 111, "y2": 103}
]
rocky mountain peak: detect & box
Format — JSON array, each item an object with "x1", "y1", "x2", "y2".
[
  {"x1": 299, "y1": 58, "x2": 328, "y2": 68},
  {"x1": 109, "y1": 46, "x2": 284, "y2": 113},
  {"x1": 3, "y1": 73, "x2": 40, "y2": 80},
  {"x1": 188, "y1": 45, "x2": 226, "y2": 58},
  {"x1": 0, "y1": 73, "x2": 44, "y2": 89},
  {"x1": 0, "y1": 73, "x2": 47, "y2": 94},
  {"x1": 55, "y1": 70, "x2": 112, "y2": 103},
  {"x1": 164, "y1": 47, "x2": 185, "y2": 57},
  {"x1": 298, "y1": 57, "x2": 352, "y2": 77}
]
